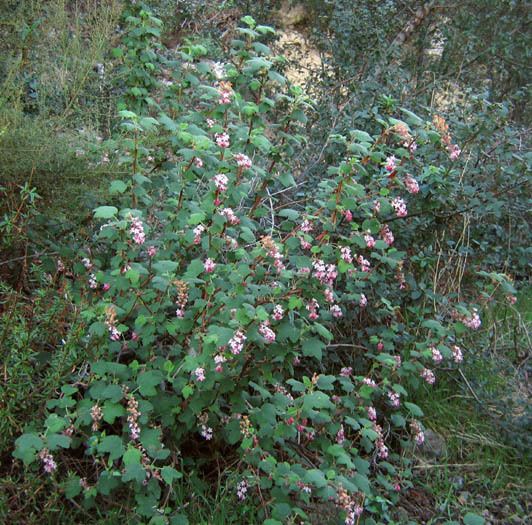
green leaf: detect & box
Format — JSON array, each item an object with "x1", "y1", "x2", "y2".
[
  {"x1": 110, "y1": 180, "x2": 127, "y2": 194},
  {"x1": 305, "y1": 469, "x2": 327, "y2": 488},
  {"x1": 93, "y1": 206, "x2": 118, "y2": 219},
  {"x1": 98, "y1": 435, "x2": 124, "y2": 461},
  {"x1": 404, "y1": 402, "x2": 424, "y2": 417},
  {"x1": 302, "y1": 338, "x2": 325, "y2": 359},
  {"x1": 161, "y1": 466, "x2": 183, "y2": 485},
  {"x1": 153, "y1": 260, "x2": 179, "y2": 274},
  {"x1": 184, "y1": 259, "x2": 204, "y2": 279},
  {"x1": 103, "y1": 401, "x2": 126, "y2": 424},
  {"x1": 122, "y1": 447, "x2": 142, "y2": 466},
  {"x1": 47, "y1": 433, "x2": 71, "y2": 451},
  {"x1": 45, "y1": 414, "x2": 67, "y2": 433},
  {"x1": 13, "y1": 433, "x2": 44, "y2": 464},
  {"x1": 463, "y1": 514, "x2": 485, "y2": 525},
  {"x1": 122, "y1": 463, "x2": 146, "y2": 483},
  {"x1": 137, "y1": 370, "x2": 163, "y2": 397}
]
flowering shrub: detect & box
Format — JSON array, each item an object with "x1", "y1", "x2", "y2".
[{"x1": 13, "y1": 11, "x2": 511, "y2": 524}]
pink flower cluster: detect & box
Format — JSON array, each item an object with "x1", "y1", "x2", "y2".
[
  {"x1": 431, "y1": 346, "x2": 443, "y2": 364},
  {"x1": 234, "y1": 153, "x2": 252, "y2": 169},
  {"x1": 367, "y1": 406, "x2": 377, "y2": 421},
  {"x1": 340, "y1": 367, "x2": 352, "y2": 378},
  {"x1": 220, "y1": 207, "x2": 240, "y2": 225},
  {"x1": 364, "y1": 233, "x2": 376, "y2": 248},
  {"x1": 214, "y1": 354, "x2": 226, "y2": 372},
  {"x1": 217, "y1": 81, "x2": 232, "y2": 104},
  {"x1": 357, "y1": 255, "x2": 371, "y2": 272},
  {"x1": 462, "y1": 309, "x2": 481, "y2": 330},
  {"x1": 410, "y1": 420, "x2": 425, "y2": 445},
  {"x1": 204, "y1": 258, "x2": 216, "y2": 273},
  {"x1": 259, "y1": 321, "x2": 276, "y2": 344},
  {"x1": 359, "y1": 293, "x2": 368, "y2": 308},
  {"x1": 312, "y1": 260, "x2": 338, "y2": 286},
  {"x1": 421, "y1": 367, "x2": 436, "y2": 384},
  {"x1": 229, "y1": 329, "x2": 247, "y2": 355},
  {"x1": 336, "y1": 424, "x2": 345, "y2": 444},
  {"x1": 340, "y1": 246, "x2": 353, "y2": 263},
  {"x1": 404, "y1": 174, "x2": 420, "y2": 194},
  {"x1": 306, "y1": 298, "x2": 319, "y2": 320},
  {"x1": 127, "y1": 395, "x2": 141, "y2": 440},
  {"x1": 193, "y1": 224, "x2": 205, "y2": 245},
  {"x1": 387, "y1": 391, "x2": 400, "y2": 407},
  {"x1": 380, "y1": 224, "x2": 394, "y2": 245},
  {"x1": 193, "y1": 156, "x2": 203, "y2": 168},
  {"x1": 300, "y1": 219, "x2": 313, "y2": 233},
  {"x1": 200, "y1": 425, "x2": 213, "y2": 440},
  {"x1": 213, "y1": 173, "x2": 228, "y2": 192},
  {"x1": 236, "y1": 480, "x2": 248, "y2": 501},
  {"x1": 391, "y1": 197, "x2": 408, "y2": 217},
  {"x1": 130, "y1": 216, "x2": 145, "y2": 245},
  {"x1": 194, "y1": 367, "x2": 206, "y2": 382},
  {"x1": 452, "y1": 345, "x2": 463, "y2": 363},
  {"x1": 272, "y1": 304, "x2": 284, "y2": 321},
  {"x1": 39, "y1": 449, "x2": 57, "y2": 474},
  {"x1": 385, "y1": 155, "x2": 397, "y2": 172},
  {"x1": 330, "y1": 304, "x2": 343, "y2": 318},
  {"x1": 215, "y1": 132, "x2": 230, "y2": 148},
  {"x1": 449, "y1": 144, "x2": 461, "y2": 160}
]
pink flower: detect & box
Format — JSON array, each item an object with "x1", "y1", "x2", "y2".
[
  {"x1": 147, "y1": 245, "x2": 157, "y2": 257},
  {"x1": 214, "y1": 354, "x2": 226, "y2": 372},
  {"x1": 300, "y1": 238, "x2": 311, "y2": 250},
  {"x1": 213, "y1": 173, "x2": 228, "y2": 192},
  {"x1": 340, "y1": 367, "x2": 352, "y2": 377},
  {"x1": 236, "y1": 480, "x2": 248, "y2": 501},
  {"x1": 102, "y1": 283, "x2": 111, "y2": 292},
  {"x1": 259, "y1": 321, "x2": 276, "y2": 344},
  {"x1": 272, "y1": 304, "x2": 284, "y2": 321},
  {"x1": 452, "y1": 345, "x2": 463, "y2": 363},
  {"x1": 367, "y1": 406, "x2": 377, "y2": 421},
  {"x1": 300, "y1": 219, "x2": 313, "y2": 233},
  {"x1": 357, "y1": 255, "x2": 371, "y2": 273},
  {"x1": 39, "y1": 449, "x2": 57, "y2": 474},
  {"x1": 340, "y1": 246, "x2": 353, "y2": 263},
  {"x1": 431, "y1": 346, "x2": 443, "y2": 364},
  {"x1": 330, "y1": 304, "x2": 343, "y2": 318},
  {"x1": 193, "y1": 224, "x2": 205, "y2": 244},
  {"x1": 206, "y1": 118, "x2": 215, "y2": 128},
  {"x1": 463, "y1": 309, "x2": 481, "y2": 330},
  {"x1": 362, "y1": 377, "x2": 376, "y2": 388},
  {"x1": 234, "y1": 153, "x2": 252, "y2": 169},
  {"x1": 306, "y1": 298, "x2": 319, "y2": 320},
  {"x1": 194, "y1": 367, "x2": 206, "y2": 382},
  {"x1": 336, "y1": 424, "x2": 345, "y2": 444},
  {"x1": 387, "y1": 391, "x2": 400, "y2": 407},
  {"x1": 506, "y1": 295, "x2": 517, "y2": 305},
  {"x1": 89, "y1": 273, "x2": 98, "y2": 290},
  {"x1": 385, "y1": 155, "x2": 397, "y2": 172},
  {"x1": 312, "y1": 260, "x2": 338, "y2": 286},
  {"x1": 204, "y1": 258, "x2": 216, "y2": 273},
  {"x1": 364, "y1": 233, "x2": 376, "y2": 248},
  {"x1": 373, "y1": 200, "x2": 381, "y2": 214},
  {"x1": 391, "y1": 197, "x2": 408, "y2": 217},
  {"x1": 324, "y1": 288, "x2": 334, "y2": 303},
  {"x1": 404, "y1": 174, "x2": 420, "y2": 194},
  {"x1": 215, "y1": 132, "x2": 230, "y2": 148},
  {"x1": 193, "y1": 156, "x2": 203, "y2": 168},
  {"x1": 343, "y1": 209, "x2": 353, "y2": 222},
  {"x1": 421, "y1": 367, "x2": 436, "y2": 385},
  {"x1": 229, "y1": 329, "x2": 247, "y2": 355},
  {"x1": 130, "y1": 216, "x2": 146, "y2": 245},
  {"x1": 200, "y1": 425, "x2": 213, "y2": 440},
  {"x1": 220, "y1": 208, "x2": 240, "y2": 225},
  {"x1": 82, "y1": 257, "x2": 92, "y2": 270},
  {"x1": 377, "y1": 341, "x2": 384, "y2": 351},
  {"x1": 176, "y1": 308, "x2": 185, "y2": 318},
  {"x1": 380, "y1": 224, "x2": 394, "y2": 245},
  {"x1": 109, "y1": 326, "x2": 120, "y2": 341},
  {"x1": 449, "y1": 144, "x2": 461, "y2": 160}
]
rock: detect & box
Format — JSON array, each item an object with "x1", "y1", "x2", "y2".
[{"x1": 418, "y1": 429, "x2": 447, "y2": 459}]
